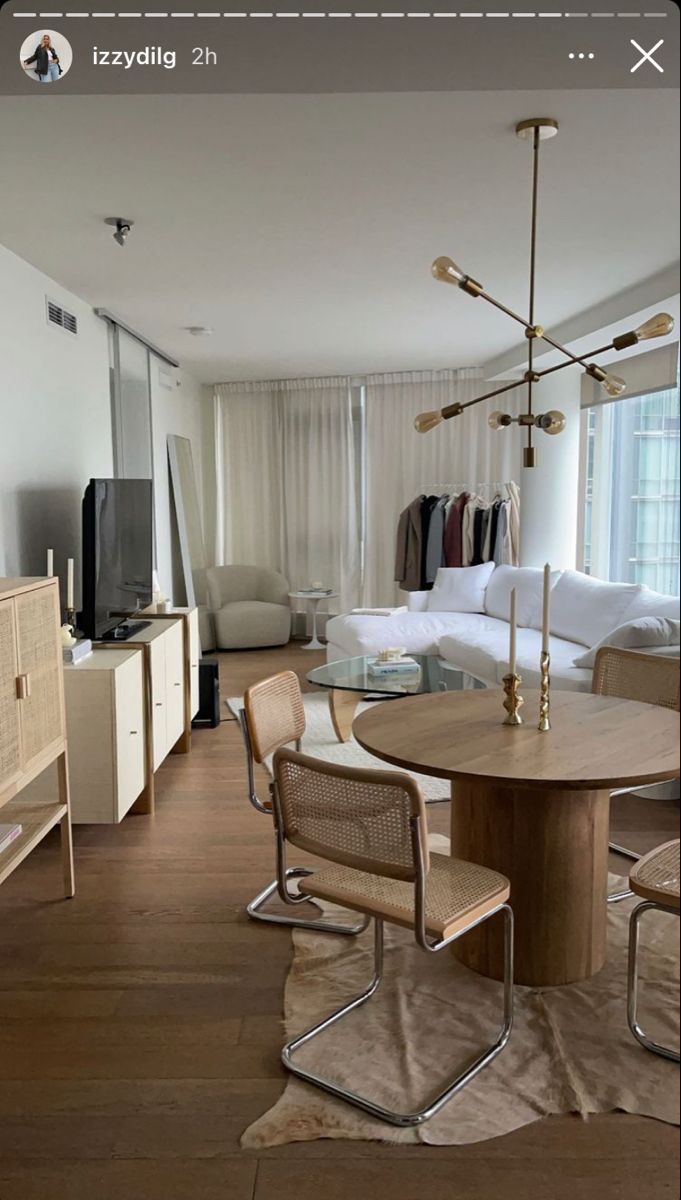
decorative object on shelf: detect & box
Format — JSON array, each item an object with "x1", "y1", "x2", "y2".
[
  {"x1": 415, "y1": 117, "x2": 675, "y2": 467},
  {"x1": 46, "y1": 547, "x2": 54, "y2": 577},
  {"x1": 60, "y1": 623, "x2": 77, "y2": 649},
  {"x1": 65, "y1": 556, "x2": 76, "y2": 630},
  {"x1": 152, "y1": 569, "x2": 168, "y2": 612},
  {"x1": 538, "y1": 563, "x2": 552, "y2": 731},
  {"x1": 62, "y1": 637, "x2": 93, "y2": 665}
]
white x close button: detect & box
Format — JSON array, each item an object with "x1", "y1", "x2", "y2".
[{"x1": 630, "y1": 39, "x2": 664, "y2": 74}]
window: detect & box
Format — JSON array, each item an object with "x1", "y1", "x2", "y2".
[{"x1": 582, "y1": 383, "x2": 680, "y2": 596}]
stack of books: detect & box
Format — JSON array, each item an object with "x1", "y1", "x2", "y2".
[
  {"x1": 0, "y1": 824, "x2": 23, "y2": 856},
  {"x1": 63, "y1": 638, "x2": 93, "y2": 665},
  {"x1": 368, "y1": 656, "x2": 420, "y2": 677}
]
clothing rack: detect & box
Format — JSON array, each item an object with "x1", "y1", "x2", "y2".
[{"x1": 417, "y1": 481, "x2": 515, "y2": 496}]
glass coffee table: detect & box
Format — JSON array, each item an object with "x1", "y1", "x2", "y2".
[{"x1": 307, "y1": 654, "x2": 486, "y2": 742}]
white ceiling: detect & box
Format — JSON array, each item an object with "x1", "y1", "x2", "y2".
[{"x1": 0, "y1": 88, "x2": 678, "y2": 383}]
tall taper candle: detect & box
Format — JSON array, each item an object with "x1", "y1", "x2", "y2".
[
  {"x1": 66, "y1": 558, "x2": 74, "y2": 611},
  {"x1": 46, "y1": 548, "x2": 54, "y2": 577},
  {"x1": 541, "y1": 562, "x2": 551, "y2": 654},
  {"x1": 509, "y1": 587, "x2": 517, "y2": 676}
]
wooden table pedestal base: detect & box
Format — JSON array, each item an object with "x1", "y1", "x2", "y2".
[
  {"x1": 329, "y1": 689, "x2": 358, "y2": 743},
  {"x1": 450, "y1": 780, "x2": 610, "y2": 988}
]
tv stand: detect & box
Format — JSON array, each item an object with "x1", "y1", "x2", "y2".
[{"x1": 106, "y1": 620, "x2": 151, "y2": 642}]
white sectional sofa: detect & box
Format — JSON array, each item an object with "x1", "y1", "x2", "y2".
[{"x1": 325, "y1": 565, "x2": 680, "y2": 692}]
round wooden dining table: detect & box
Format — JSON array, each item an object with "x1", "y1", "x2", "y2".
[{"x1": 353, "y1": 688, "x2": 680, "y2": 987}]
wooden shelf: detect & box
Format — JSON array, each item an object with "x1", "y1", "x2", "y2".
[{"x1": 0, "y1": 798, "x2": 67, "y2": 886}]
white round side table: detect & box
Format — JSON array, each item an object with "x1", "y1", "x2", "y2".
[{"x1": 289, "y1": 591, "x2": 339, "y2": 650}]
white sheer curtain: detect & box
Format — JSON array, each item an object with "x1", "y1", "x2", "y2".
[
  {"x1": 214, "y1": 377, "x2": 360, "y2": 611},
  {"x1": 363, "y1": 369, "x2": 521, "y2": 606}
]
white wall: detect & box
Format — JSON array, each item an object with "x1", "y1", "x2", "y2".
[
  {"x1": 0, "y1": 244, "x2": 113, "y2": 605},
  {"x1": 0, "y1": 242, "x2": 208, "y2": 611},
  {"x1": 519, "y1": 372, "x2": 582, "y2": 571}
]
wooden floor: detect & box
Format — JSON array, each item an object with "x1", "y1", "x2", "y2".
[{"x1": 0, "y1": 642, "x2": 678, "y2": 1200}]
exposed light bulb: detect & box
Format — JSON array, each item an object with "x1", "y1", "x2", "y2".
[
  {"x1": 488, "y1": 411, "x2": 512, "y2": 431},
  {"x1": 602, "y1": 373, "x2": 627, "y2": 398},
  {"x1": 634, "y1": 313, "x2": 675, "y2": 342},
  {"x1": 431, "y1": 256, "x2": 467, "y2": 286},
  {"x1": 537, "y1": 410, "x2": 566, "y2": 436},
  {"x1": 414, "y1": 410, "x2": 444, "y2": 433}
]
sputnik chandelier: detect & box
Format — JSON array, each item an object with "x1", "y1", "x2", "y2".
[{"x1": 415, "y1": 117, "x2": 675, "y2": 467}]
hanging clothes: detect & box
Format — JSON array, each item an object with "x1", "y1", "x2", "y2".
[
  {"x1": 425, "y1": 494, "x2": 449, "y2": 584},
  {"x1": 394, "y1": 496, "x2": 424, "y2": 591},
  {"x1": 419, "y1": 495, "x2": 440, "y2": 588},
  {"x1": 443, "y1": 492, "x2": 469, "y2": 567}
]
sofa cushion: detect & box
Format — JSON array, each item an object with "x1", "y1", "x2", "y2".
[
  {"x1": 484, "y1": 565, "x2": 560, "y2": 629},
  {"x1": 325, "y1": 611, "x2": 504, "y2": 660},
  {"x1": 427, "y1": 563, "x2": 495, "y2": 613},
  {"x1": 621, "y1": 586, "x2": 680, "y2": 624},
  {"x1": 439, "y1": 624, "x2": 591, "y2": 692},
  {"x1": 549, "y1": 570, "x2": 641, "y2": 648},
  {"x1": 573, "y1": 616, "x2": 681, "y2": 669},
  {"x1": 507, "y1": 628, "x2": 594, "y2": 692}
]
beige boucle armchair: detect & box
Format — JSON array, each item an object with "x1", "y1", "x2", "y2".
[{"x1": 206, "y1": 565, "x2": 291, "y2": 650}]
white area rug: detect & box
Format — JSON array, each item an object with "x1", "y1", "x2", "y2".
[
  {"x1": 226, "y1": 692, "x2": 450, "y2": 802},
  {"x1": 241, "y1": 840, "x2": 680, "y2": 1148}
]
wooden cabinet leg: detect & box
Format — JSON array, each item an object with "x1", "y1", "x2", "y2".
[
  {"x1": 329, "y1": 689, "x2": 358, "y2": 743},
  {"x1": 57, "y1": 751, "x2": 75, "y2": 898}
]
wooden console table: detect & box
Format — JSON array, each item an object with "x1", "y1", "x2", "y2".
[{"x1": 354, "y1": 688, "x2": 679, "y2": 987}]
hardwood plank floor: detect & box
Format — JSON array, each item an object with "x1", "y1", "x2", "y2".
[{"x1": 0, "y1": 642, "x2": 678, "y2": 1199}]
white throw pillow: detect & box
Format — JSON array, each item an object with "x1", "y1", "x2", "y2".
[
  {"x1": 573, "y1": 617, "x2": 681, "y2": 669},
  {"x1": 484, "y1": 564, "x2": 561, "y2": 629},
  {"x1": 428, "y1": 563, "x2": 495, "y2": 613},
  {"x1": 621, "y1": 586, "x2": 680, "y2": 624},
  {"x1": 549, "y1": 570, "x2": 642, "y2": 648}
]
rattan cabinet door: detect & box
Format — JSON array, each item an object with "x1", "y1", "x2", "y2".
[
  {"x1": 0, "y1": 596, "x2": 21, "y2": 793},
  {"x1": 15, "y1": 584, "x2": 65, "y2": 772}
]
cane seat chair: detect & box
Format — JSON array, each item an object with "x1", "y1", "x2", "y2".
[
  {"x1": 239, "y1": 671, "x2": 366, "y2": 935},
  {"x1": 592, "y1": 647, "x2": 680, "y2": 901},
  {"x1": 272, "y1": 748, "x2": 514, "y2": 1127},
  {"x1": 627, "y1": 839, "x2": 680, "y2": 1064}
]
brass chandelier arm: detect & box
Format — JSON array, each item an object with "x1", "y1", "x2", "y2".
[
  {"x1": 456, "y1": 377, "x2": 526, "y2": 413},
  {"x1": 534, "y1": 342, "x2": 619, "y2": 381}
]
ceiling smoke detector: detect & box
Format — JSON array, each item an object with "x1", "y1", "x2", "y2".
[{"x1": 105, "y1": 217, "x2": 134, "y2": 247}]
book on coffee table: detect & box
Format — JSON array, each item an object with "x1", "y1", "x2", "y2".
[{"x1": 368, "y1": 657, "x2": 420, "y2": 677}]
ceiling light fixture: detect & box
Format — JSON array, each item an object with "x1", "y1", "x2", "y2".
[
  {"x1": 105, "y1": 217, "x2": 134, "y2": 247},
  {"x1": 415, "y1": 118, "x2": 675, "y2": 467}
]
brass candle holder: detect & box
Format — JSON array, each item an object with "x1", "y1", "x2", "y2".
[
  {"x1": 538, "y1": 651, "x2": 551, "y2": 732},
  {"x1": 502, "y1": 672, "x2": 524, "y2": 726}
]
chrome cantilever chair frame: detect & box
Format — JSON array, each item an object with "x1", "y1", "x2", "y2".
[
  {"x1": 239, "y1": 706, "x2": 368, "y2": 936},
  {"x1": 628, "y1": 899, "x2": 680, "y2": 1064},
  {"x1": 272, "y1": 769, "x2": 514, "y2": 1128}
]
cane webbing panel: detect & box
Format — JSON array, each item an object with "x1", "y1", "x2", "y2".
[
  {"x1": 0, "y1": 600, "x2": 20, "y2": 787},
  {"x1": 301, "y1": 851, "x2": 510, "y2": 939},
  {"x1": 630, "y1": 839, "x2": 680, "y2": 910},
  {"x1": 274, "y1": 749, "x2": 427, "y2": 882},
  {"x1": 15, "y1": 588, "x2": 63, "y2": 763},
  {"x1": 244, "y1": 671, "x2": 306, "y2": 763},
  {"x1": 592, "y1": 647, "x2": 680, "y2": 712}
]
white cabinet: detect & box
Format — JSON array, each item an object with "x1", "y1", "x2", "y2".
[
  {"x1": 188, "y1": 607, "x2": 200, "y2": 720},
  {"x1": 24, "y1": 648, "x2": 146, "y2": 825},
  {"x1": 149, "y1": 619, "x2": 184, "y2": 769}
]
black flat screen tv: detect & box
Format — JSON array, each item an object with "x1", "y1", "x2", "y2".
[{"x1": 80, "y1": 478, "x2": 153, "y2": 640}]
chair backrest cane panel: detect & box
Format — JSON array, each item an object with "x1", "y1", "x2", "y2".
[
  {"x1": 244, "y1": 670, "x2": 306, "y2": 764},
  {"x1": 273, "y1": 748, "x2": 430, "y2": 882},
  {"x1": 592, "y1": 647, "x2": 680, "y2": 712},
  {"x1": 630, "y1": 839, "x2": 681, "y2": 910}
]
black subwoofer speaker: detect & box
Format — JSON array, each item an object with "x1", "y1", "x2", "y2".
[{"x1": 192, "y1": 657, "x2": 220, "y2": 728}]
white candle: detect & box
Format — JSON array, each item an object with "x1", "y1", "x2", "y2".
[
  {"x1": 509, "y1": 587, "x2": 517, "y2": 676},
  {"x1": 67, "y1": 558, "x2": 74, "y2": 610},
  {"x1": 541, "y1": 562, "x2": 551, "y2": 654},
  {"x1": 46, "y1": 548, "x2": 54, "y2": 577}
]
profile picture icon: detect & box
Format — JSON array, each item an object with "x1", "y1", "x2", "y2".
[{"x1": 20, "y1": 30, "x2": 72, "y2": 83}]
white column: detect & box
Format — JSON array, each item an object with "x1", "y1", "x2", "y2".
[{"x1": 519, "y1": 371, "x2": 582, "y2": 570}]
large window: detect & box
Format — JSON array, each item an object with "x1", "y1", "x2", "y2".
[{"x1": 582, "y1": 384, "x2": 680, "y2": 596}]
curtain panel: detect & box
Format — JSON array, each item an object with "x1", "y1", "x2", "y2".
[
  {"x1": 213, "y1": 378, "x2": 360, "y2": 612},
  {"x1": 363, "y1": 369, "x2": 521, "y2": 606}
]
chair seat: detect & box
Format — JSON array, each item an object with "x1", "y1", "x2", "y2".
[
  {"x1": 630, "y1": 839, "x2": 680, "y2": 910},
  {"x1": 300, "y1": 851, "x2": 510, "y2": 940}
]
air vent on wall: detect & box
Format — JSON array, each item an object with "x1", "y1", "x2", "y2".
[{"x1": 46, "y1": 297, "x2": 78, "y2": 335}]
